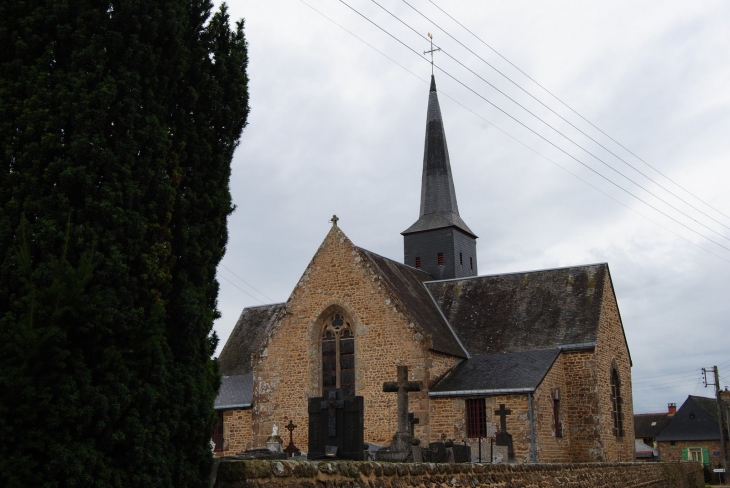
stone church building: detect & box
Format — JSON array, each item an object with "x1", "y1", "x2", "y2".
[{"x1": 214, "y1": 76, "x2": 634, "y2": 463}]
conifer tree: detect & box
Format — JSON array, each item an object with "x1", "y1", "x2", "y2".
[{"x1": 0, "y1": 1, "x2": 248, "y2": 486}]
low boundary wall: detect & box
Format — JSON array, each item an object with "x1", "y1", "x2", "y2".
[{"x1": 213, "y1": 459, "x2": 703, "y2": 487}]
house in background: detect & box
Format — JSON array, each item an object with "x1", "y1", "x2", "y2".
[
  {"x1": 656, "y1": 395, "x2": 728, "y2": 479},
  {"x1": 633, "y1": 403, "x2": 675, "y2": 455},
  {"x1": 634, "y1": 439, "x2": 658, "y2": 461}
]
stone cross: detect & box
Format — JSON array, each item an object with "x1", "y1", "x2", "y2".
[
  {"x1": 320, "y1": 390, "x2": 344, "y2": 437},
  {"x1": 383, "y1": 365, "x2": 423, "y2": 434},
  {"x1": 494, "y1": 404, "x2": 512, "y2": 434},
  {"x1": 283, "y1": 419, "x2": 299, "y2": 457},
  {"x1": 330, "y1": 214, "x2": 339, "y2": 227}
]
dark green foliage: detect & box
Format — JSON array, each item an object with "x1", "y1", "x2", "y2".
[{"x1": 0, "y1": 0, "x2": 249, "y2": 486}]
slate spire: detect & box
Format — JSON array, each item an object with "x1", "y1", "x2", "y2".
[
  {"x1": 403, "y1": 75, "x2": 475, "y2": 238},
  {"x1": 402, "y1": 75, "x2": 478, "y2": 280}
]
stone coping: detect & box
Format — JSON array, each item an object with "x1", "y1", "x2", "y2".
[{"x1": 214, "y1": 459, "x2": 704, "y2": 488}]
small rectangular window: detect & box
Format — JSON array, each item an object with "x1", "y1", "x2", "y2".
[
  {"x1": 459, "y1": 252, "x2": 463, "y2": 265},
  {"x1": 437, "y1": 253, "x2": 444, "y2": 266},
  {"x1": 553, "y1": 399, "x2": 562, "y2": 437},
  {"x1": 470, "y1": 257, "x2": 473, "y2": 270},
  {"x1": 465, "y1": 398, "x2": 487, "y2": 437},
  {"x1": 415, "y1": 257, "x2": 421, "y2": 268},
  {"x1": 213, "y1": 411, "x2": 224, "y2": 452}
]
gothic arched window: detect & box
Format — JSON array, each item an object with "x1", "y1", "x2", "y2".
[
  {"x1": 610, "y1": 367, "x2": 624, "y2": 437},
  {"x1": 321, "y1": 313, "x2": 355, "y2": 397}
]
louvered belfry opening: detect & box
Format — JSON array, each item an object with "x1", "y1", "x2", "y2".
[
  {"x1": 437, "y1": 252, "x2": 444, "y2": 266},
  {"x1": 465, "y1": 398, "x2": 487, "y2": 437},
  {"x1": 321, "y1": 312, "x2": 355, "y2": 397}
]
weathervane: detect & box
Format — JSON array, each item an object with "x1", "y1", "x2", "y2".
[{"x1": 424, "y1": 32, "x2": 441, "y2": 75}]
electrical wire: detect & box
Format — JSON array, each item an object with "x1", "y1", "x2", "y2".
[
  {"x1": 338, "y1": 0, "x2": 730, "y2": 254},
  {"x1": 299, "y1": 0, "x2": 730, "y2": 265},
  {"x1": 369, "y1": 0, "x2": 730, "y2": 243},
  {"x1": 400, "y1": 0, "x2": 730, "y2": 235},
  {"x1": 221, "y1": 264, "x2": 275, "y2": 302},
  {"x1": 427, "y1": 0, "x2": 730, "y2": 223},
  {"x1": 218, "y1": 274, "x2": 266, "y2": 305}
]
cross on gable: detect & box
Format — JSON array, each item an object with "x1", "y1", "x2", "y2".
[
  {"x1": 494, "y1": 403, "x2": 512, "y2": 434},
  {"x1": 383, "y1": 365, "x2": 423, "y2": 434}
]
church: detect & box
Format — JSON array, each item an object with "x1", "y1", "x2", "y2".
[{"x1": 213, "y1": 75, "x2": 634, "y2": 463}]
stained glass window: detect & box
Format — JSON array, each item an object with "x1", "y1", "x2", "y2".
[{"x1": 321, "y1": 313, "x2": 355, "y2": 396}]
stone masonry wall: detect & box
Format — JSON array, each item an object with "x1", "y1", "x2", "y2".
[
  {"x1": 658, "y1": 439, "x2": 724, "y2": 466},
  {"x1": 217, "y1": 409, "x2": 253, "y2": 457},
  {"x1": 213, "y1": 459, "x2": 704, "y2": 488},
  {"x1": 595, "y1": 272, "x2": 634, "y2": 461},
  {"x1": 251, "y1": 227, "x2": 457, "y2": 449},
  {"x1": 428, "y1": 394, "x2": 533, "y2": 463},
  {"x1": 532, "y1": 354, "x2": 571, "y2": 463},
  {"x1": 561, "y1": 349, "x2": 601, "y2": 461}
]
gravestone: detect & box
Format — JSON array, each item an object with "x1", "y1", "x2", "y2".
[
  {"x1": 375, "y1": 365, "x2": 423, "y2": 462},
  {"x1": 283, "y1": 420, "x2": 300, "y2": 457},
  {"x1": 494, "y1": 404, "x2": 515, "y2": 461},
  {"x1": 307, "y1": 388, "x2": 364, "y2": 460}
]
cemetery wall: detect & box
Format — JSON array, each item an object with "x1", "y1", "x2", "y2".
[
  {"x1": 595, "y1": 272, "x2": 635, "y2": 462},
  {"x1": 532, "y1": 353, "x2": 571, "y2": 463},
  {"x1": 218, "y1": 409, "x2": 253, "y2": 457},
  {"x1": 213, "y1": 459, "x2": 704, "y2": 488},
  {"x1": 251, "y1": 228, "x2": 446, "y2": 449}
]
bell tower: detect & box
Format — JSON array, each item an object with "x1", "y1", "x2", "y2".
[{"x1": 402, "y1": 75, "x2": 477, "y2": 280}]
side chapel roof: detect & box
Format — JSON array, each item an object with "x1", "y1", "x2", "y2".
[
  {"x1": 425, "y1": 263, "x2": 611, "y2": 355},
  {"x1": 214, "y1": 374, "x2": 254, "y2": 410},
  {"x1": 217, "y1": 303, "x2": 285, "y2": 375},
  {"x1": 357, "y1": 247, "x2": 468, "y2": 358},
  {"x1": 429, "y1": 348, "x2": 561, "y2": 395}
]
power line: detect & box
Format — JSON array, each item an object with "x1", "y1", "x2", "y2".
[
  {"x1": 218, "y1": 274, "x2": 265, "y2": 305},
  {"x1": 338, "y1": 0, "x2": 730, "y2": 254},
  {"x1": 301, "y1": 0, "x2": 730, "y2": 266},
  {"x1": 221, "y1": 264, "x2": 275, "y2": 302},
  {"x1": 427, "y1": 0, "x2": 730, "y2": 224},
  {"x1": 369, "y1": 0, "x2": 730, "y2": 243},
  {"x1": 633, "y1": 368, "x2": 703, "y2": 382}
]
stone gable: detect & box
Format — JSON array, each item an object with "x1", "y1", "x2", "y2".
[{"x1": 250, "y1": 226, "x2": 460, "y2": 448}]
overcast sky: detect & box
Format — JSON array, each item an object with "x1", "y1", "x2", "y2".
[{"x1": 212, "y1": 0, "x2": 730, "y2": 414}]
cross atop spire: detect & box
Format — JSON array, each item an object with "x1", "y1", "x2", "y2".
[{"x1": 423, "y1": 32, "x2": 441, "y2": 76}]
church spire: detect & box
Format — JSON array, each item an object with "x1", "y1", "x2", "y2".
[
  {"x1": 402, "y1": 75, "x2": 475, "y2": 238},
  {"x1": 402, "y1": 75, "x2": 478, "y2": 280}
]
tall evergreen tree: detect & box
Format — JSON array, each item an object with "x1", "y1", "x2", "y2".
[{"x1": 0, "y1": 0, "x2": 248, "y2": 486}]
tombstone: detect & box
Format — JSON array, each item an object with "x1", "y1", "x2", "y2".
[
  {"x1": 283, "y1": 420, "x2": 300, "y2": 458},
  {"x1": 422, "y1": 441, "x2": 450, "y2": 463},
  {"x1": 494, "y1": 404, "x2": 515, "y2": 461},
  {"x1": 266, "y1": 424, "x2": 283, "y2": 452},
  {"x1": 451, "y1": 443, "x2": 472, "y2": 463},
  {"x1": 307, "y1": 388, "x2": 364, "y2": 460},
  {"x1": 375, "y1": 365, "x2": 423, "y2": 462}
]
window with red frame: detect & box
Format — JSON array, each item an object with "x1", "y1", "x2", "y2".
[
  {"x1": 465, "y1": 398, "x2": 487, "y2": 438},
  {"x1": 437, "y1": 253, "x2": 444, "y2": 266}
]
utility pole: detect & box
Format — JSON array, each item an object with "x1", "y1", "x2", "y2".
[{"x1": 705, "y1": 366, "x2": 728, "y2": 474}]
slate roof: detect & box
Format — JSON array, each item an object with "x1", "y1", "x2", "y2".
[
  {"x1": 357, "y1": 247, "x2": 467, "y2": 358},
  {"x1": 402, "y1": 75, "x2": 475, "y2": 238},
  {"x1": 217, "y1": 303, "x2": 285, "y2": 375},
  {"x1": 214, "y1": 374, "x2": 253, "y2": 410},
  {"x1": 656, "y1": 396, "x2": 727, "y2": 442},
  {"x1": 429, "y1": 348, "x2": 561, "y2": 395},
  {"x1": 634, "y1": 412, "x2": 673, "y2": 439},
  {"x1": 425, "y1": 264, "x2": 610, "y2": 355},
  {"x1": 634, "y1": 440, "x2": 658, "y2": 459}
]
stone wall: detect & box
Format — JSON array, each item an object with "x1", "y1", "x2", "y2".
[
  {"x1": 658, "y1": 439, "x2": 723, "y2": 466},
  {"x1": 561, "y1": 349, "x2": 600, "y2": 461},
  {"x1": 216, "y1": 409, "x2": 253, "y2": 457},
  {"x1": 532, "y1": 353, "x2": 571, "y2": 463},
  {"x1": 595, "y1": 272, "x2": 634, "y2": 461},
  {"x1": 213, "y1": 459, "x2": 703, "y2": 488},
  {"x1": 251, "y1": 227, "x2": 455, "y2": 448}
]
